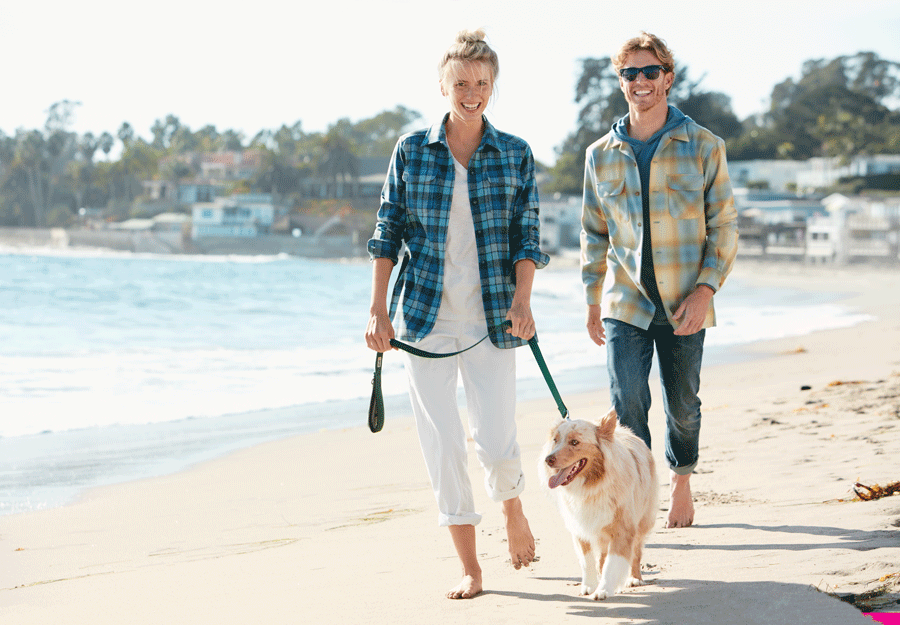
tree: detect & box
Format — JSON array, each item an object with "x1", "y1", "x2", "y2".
[
  {"x1": 350, "y1": 105, "x2": 423, "y2": 157},
  {"x1": 735, "y1": 52, "x2": 900, "y2": 161},
  {"x1": 117, "y1": 122, "x2": 135, "y2": 150},
  {"x1": 318, "y1": 130, "x2": 359, "y2": 197},
  {"x1": 150, "y1": 114, "x2": 183, "y2": 151},
  {"x1": 675, "y1": 91, "x2": 741, "y2": 141},
  {"x1": 221, "y1": 129, "x2": 245, "y2": 151}
]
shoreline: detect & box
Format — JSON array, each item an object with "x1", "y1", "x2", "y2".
[{"x1": 1, "y1": 260, "x2": 899, "y2": 623}]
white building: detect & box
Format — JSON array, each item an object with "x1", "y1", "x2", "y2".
[
  {"x1": 804, "y1": 194, "x2": 900, "y2": 263},
  {"x1": 191, "y1": 194, "x2": 277, "y2": 239}
]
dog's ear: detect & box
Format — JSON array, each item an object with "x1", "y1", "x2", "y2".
[
  {"x1": 596, "y1": 408, "x2": 617, "y2": 442},
  {"x1": 594, "y1": 406, "x2": 617, "y2": 429}
]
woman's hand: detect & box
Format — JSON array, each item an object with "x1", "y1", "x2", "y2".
[
  {"x1": 365, "y1": 310, "x2": 395, "y2": 352},
  {"x1": 505, "y1": 301, "x2": 535, "y2": 340}
]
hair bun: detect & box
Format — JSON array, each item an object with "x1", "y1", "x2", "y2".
[{"x1": 456, "y1": 28, "x2": 487, "y2": 45}]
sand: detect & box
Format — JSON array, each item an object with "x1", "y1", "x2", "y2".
[{"x1": 1, "y1": 260, "x2": 899, "y2": 624}]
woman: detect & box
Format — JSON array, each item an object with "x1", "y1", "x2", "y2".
[{"x1": 365, "y1": 29, "x2": 549, "y2": 599}]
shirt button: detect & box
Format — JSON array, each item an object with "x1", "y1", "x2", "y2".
[{"x1": 634, "y1": 191, "x2": 641, "y2": 196}]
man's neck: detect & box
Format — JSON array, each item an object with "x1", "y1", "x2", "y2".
[{"x1": 627, "y1": 103, "x2": 669, "y2": 142}]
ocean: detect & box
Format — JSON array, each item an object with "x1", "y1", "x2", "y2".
[{"x1": 0, "y1": 248, "x2": 872, "y2": 516}]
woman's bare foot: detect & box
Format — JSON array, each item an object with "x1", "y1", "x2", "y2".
[
  {"x1": 447, "y1": 573, "x2": 483, "y2": 599},
  {"x1": 666, "y1": 471, "x2": 695, "y2": 528},
  {"x1": 447, "y1": 525, "x2": 483, "y2": 599},
  {"x1": 502, "y1": 497, "x2": 536, "y2": 569}
]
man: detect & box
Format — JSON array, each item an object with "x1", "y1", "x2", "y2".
[{"x1": 580, "y1": 32, "x2": 738, "y2": 528}]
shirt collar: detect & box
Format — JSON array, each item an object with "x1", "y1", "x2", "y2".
[
  {"x1": 423, "y1": 113, "x2": 500, "y2": 152},
  {"x1": 610, "y1": 105, "x2": 690, "y2": 150}
]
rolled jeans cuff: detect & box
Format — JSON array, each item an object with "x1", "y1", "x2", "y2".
[{"x1": 670, "y1": 461, "x2": 697, "y2": 476}]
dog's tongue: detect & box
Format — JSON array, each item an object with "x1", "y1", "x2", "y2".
[{"x1": 548, "y1": 466, "x2": 572, "y2": 489}]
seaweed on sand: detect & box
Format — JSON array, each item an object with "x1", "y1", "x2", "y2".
[{"x1": 853, "y1": 481, "x2": 900, "y2": 501}]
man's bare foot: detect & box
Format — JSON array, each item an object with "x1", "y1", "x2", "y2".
[
  {"x1": 666, "y1": 471, "x2": 695, "y2": 528},
  {"x1": 447, "y1": 573, "x2": 483, "y2": 599},
  {"x1": 502, "y1": 497, "x2": 536, "y2": 569}
]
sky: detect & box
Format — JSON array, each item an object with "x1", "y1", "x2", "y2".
[{"x1": 2, "y1": 0, "x2": 898, "y2": 166}]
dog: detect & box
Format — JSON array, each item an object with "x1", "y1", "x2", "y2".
[{"x1": 540, "y1": 407, "x2": 658, "y2": 600}]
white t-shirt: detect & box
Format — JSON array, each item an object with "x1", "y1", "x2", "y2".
[{"x1": 437, "y1": 157, "x2": 484, "y2": 322}]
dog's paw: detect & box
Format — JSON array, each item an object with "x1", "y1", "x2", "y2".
[
  {"x1": 589, "y1": 589, "x2": 609, "y2": 601},
  {"x1": 578, "y1": 583, "x2": 595, "y2": 596},
  {"x1": 626, "y1": 577, "x2": 647, "y2": 588}
]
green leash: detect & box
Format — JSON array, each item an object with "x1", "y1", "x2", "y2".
[{"x1": 368, "y1": 320, "x2": 569, "y2": 433}]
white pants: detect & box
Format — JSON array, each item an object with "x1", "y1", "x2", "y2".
[{"x1": 403, "y1": 317, "x2": 524, "y2": 527}]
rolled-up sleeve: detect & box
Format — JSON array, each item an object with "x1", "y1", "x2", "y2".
[
  {"x1": 580, "y1": 149, "x2": 610, "y2": 306},
  {"x1": 367, "y1": 141, "x2": 406, "y2": 264},
  {"x1": 510, "y1": 147, "x2": 550, "y2": 270},
  {"x1": 697, "y1": 137, "x2": 738, "y2": 290}
]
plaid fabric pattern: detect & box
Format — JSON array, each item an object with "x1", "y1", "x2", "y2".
[
  {"x1": 581, "y1": 117, "x2": 738, "y2": 330},
  {"x1": 368, "y1": 114, "x2": 549, "y2": 349}
]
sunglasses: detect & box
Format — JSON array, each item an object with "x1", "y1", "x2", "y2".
[{"x1": 618, "y1": 65, "x2": 667, "y2": 81}]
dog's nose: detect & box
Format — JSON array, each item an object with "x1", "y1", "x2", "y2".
[{"x1": 545, "y1": 454, "x2": 556, "y2": 467}]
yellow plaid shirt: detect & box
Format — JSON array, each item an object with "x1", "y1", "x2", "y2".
[{"x1": 581, "y1": 119, "x2": 738, "y2": 330}]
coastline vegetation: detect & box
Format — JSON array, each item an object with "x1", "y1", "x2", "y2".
[{"x1": 0, "y1": 52, "x2": 897, "y2": 229}]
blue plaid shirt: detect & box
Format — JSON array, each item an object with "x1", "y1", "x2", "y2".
[{"x1": 368, "y1": 114, "x2": 549, "y2": 348}]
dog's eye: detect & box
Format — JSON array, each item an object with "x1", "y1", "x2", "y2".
[{"x1": 569, "y1": 439, "x2": 578, "y2": 447}]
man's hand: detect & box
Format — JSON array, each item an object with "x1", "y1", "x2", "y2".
[
  {"x1": 672, "y1": 285, "x2": 714, "y2": 336},
  {"x1": 586, "y1": 304, "x2": 606, "y2": 346}
]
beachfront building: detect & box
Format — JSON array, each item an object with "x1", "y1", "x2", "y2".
[
  {"x1": 803, "y1": 194, "x2": 900, "y2": 264},
  {"x1": 191, "y1": 194, "x2": 281, "y2": 239},
  {"x1": 729, "y1": 160, "x2": 808, "y2": 193}
]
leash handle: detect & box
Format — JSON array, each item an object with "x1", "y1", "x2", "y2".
[{"x1": 368, "y1": 353, "x2": 385, "y2": 433}]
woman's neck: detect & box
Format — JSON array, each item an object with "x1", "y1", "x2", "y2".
[{"x1": 445, "y1": 115, "x2": 484, "y2": 165}]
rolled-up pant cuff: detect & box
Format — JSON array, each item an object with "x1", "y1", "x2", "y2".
[
  {"x1": 670, "y1": 461, "x2": 697, "y2": 476},
  {"x1": 440, "y1": 512, "x2": 483, "y2": 527}
]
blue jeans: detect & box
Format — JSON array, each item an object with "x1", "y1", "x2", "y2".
[{"x1": 604, "y1": 319, "x2": 705, "y2": 474}]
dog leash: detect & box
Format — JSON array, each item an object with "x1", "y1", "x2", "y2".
[{"x1": 368, "y1": 320, "x2": 568, "y2": 433}]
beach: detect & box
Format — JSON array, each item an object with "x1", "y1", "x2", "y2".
[{"x1": 1, "y1": 259, "x2": 899, "y2": 624}]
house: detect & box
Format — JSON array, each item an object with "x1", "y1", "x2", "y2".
[
  {"x1": 191, "y1": 194, "x2": 281, "y2": 239},
  {"x1": 728, "y1": 160, "x2": 807, "y2": 192},
  {"x1": 199, "y1": 150, "x2": 264, "y2": 181},
  {"x1": 141, "y1": 178, "x2": 224, "y2": 204},
  {"x1": 804, "y1": 194, "x2": 900, "y2": 264}
]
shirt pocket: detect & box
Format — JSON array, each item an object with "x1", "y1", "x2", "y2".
[
  {"x1": 486, "y1": 172, "x2": 520, "y2": 212},
  {"x1": 666, "y1": 174, "x2": 704, "y2": 219},
  {"x1": 596, "y1": 178, "x2": 628, "y2": 223},
  {"x1": 402, "y1": 170, "x2": 440, "y2": 210}
]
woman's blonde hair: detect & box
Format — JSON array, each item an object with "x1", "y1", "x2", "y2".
[{"x1": 438, "y1": 28, "x2": 499, "y2": 86}]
